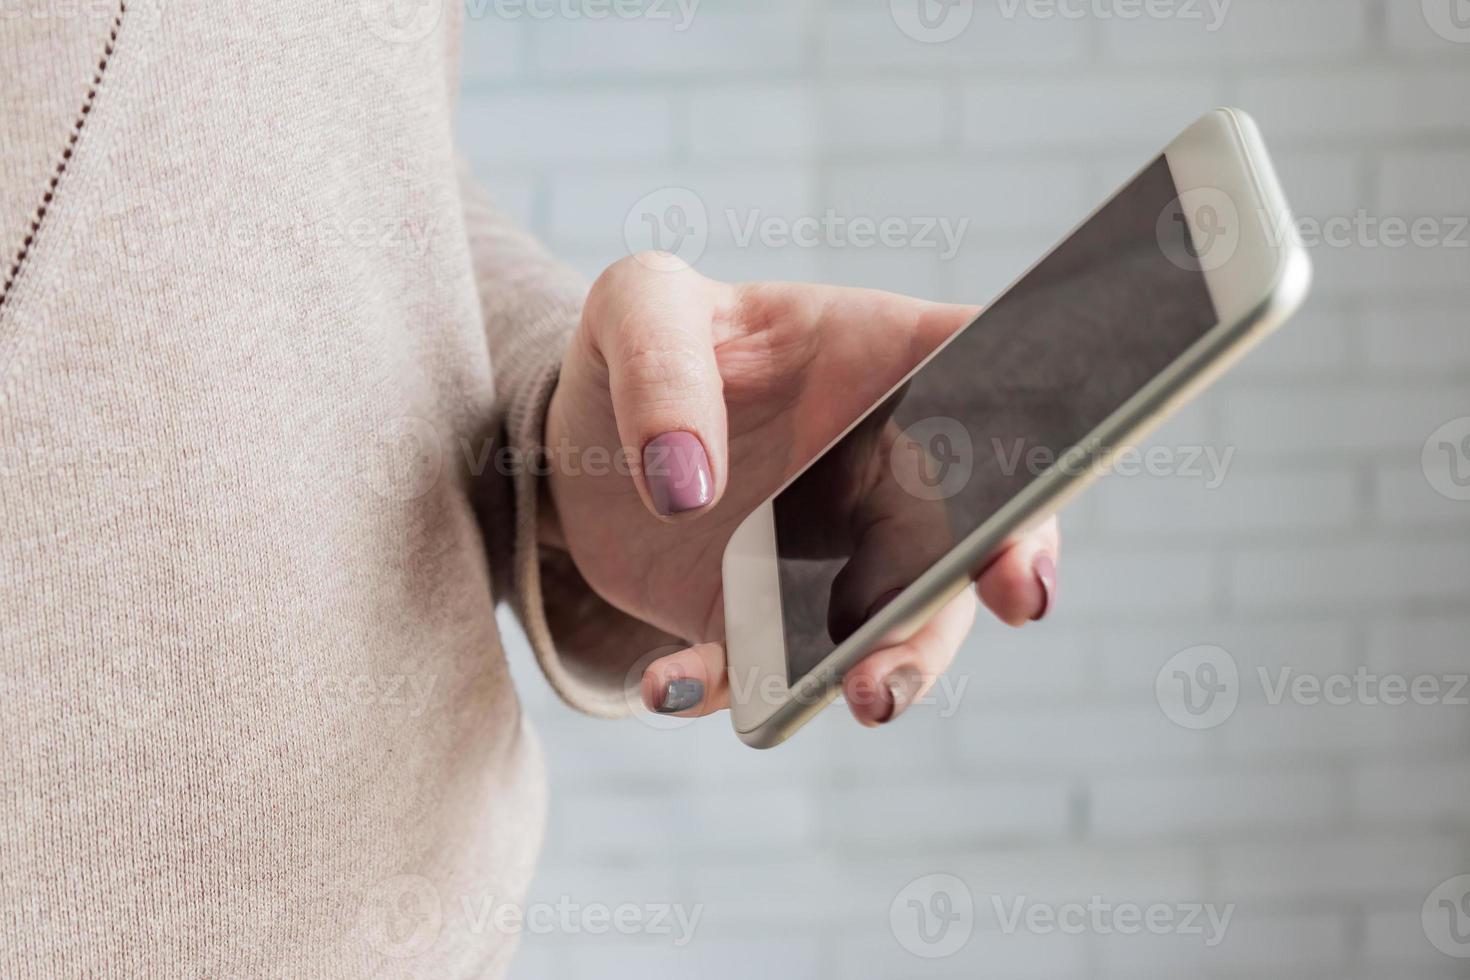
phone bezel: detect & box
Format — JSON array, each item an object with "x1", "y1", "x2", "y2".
[{"x1": 721, "y1": 108, "x2": 1312, "y2": 748}]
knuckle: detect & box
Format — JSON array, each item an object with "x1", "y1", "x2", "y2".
[
  {"x1": 594, "y1": 252, "x2": 692, "y2": 298},
  {"x1": 618, "y1": 345, "x2": 709, "y2": 400}
]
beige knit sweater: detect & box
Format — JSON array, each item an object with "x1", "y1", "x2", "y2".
[{"x1": 1, "y1": 4, "x2": 627, "y2": 976}]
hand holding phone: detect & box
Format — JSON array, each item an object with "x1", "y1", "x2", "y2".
[
  {"x1": 543, "y1": 109, "x2": 1305, "y2": 749},
  {"x1": 722, "y1": 109, "x2": 1311, "y2": 746},
  {"x1": 541, "y1": 260, "x2": 1054, "y2": 726}
]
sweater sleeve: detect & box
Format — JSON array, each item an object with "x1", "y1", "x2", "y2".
[{"x1": 459, "y1": 158, "x2": 679, "y2": 719}]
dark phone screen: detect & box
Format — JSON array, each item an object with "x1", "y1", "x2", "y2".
[{"x1": 774, "y1": 157, "x2": 1219, "y2": 682}]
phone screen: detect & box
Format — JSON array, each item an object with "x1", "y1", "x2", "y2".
[{"x1": 773, "y1": 156, "x2": 1220, "y2": 683}]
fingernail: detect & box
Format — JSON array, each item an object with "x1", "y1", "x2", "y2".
[
  {"x1": 656, "y1": 678, "x2": 704, "y2": 714},
  {"x1": 643, "y1": 432, "x2": 713, "y2": 516},
  {"x1": 877, "y1": 666, "x2": 924, "y2": 724},
  {"x1": 1031, "y1": 553, "x2": 1056, "y2": 621}
]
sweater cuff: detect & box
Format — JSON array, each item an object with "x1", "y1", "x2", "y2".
[{"x1": 502, "y1": 307, "x2": 677, "y2": 719}]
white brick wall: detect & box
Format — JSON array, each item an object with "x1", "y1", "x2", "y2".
[{"x1": 458, "y1": 1, "x2": 1470, "y2": 976}]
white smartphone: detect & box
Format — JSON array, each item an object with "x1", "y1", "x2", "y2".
[{"x1": 721, "y1": 108, "x2": 1311, "y2": 749}]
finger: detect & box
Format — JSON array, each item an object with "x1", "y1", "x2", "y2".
[
  {"x1": 843, "y1": 590, "x2": 976, "y2": 727},
  {"x1": 975, "y1": 515, "x2": 1060, "y2": 626},
  {"x1": 745, "y1": 284, "x2": 980, "y2": 446},
  {"x1": 774, "y1": 281, "x2": 978, "y2": 372},
  {"x1": 640, "y1": 641, "x2": 729, "y2": 717},
  {"x1": 584, "y1": 252, "x2": 733, "y2": 520}
]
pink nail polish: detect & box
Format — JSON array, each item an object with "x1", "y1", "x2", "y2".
[
  {"x1": 1032, "y1": 553, "x2": 1056, "y2": 621},
  {"x1": 643, "y1": 431, "x2": 712, "y2": 516}
]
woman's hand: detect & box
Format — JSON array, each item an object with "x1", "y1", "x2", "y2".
[{"x1": 543, "y1": 252, "x2": 1059, "y2": 726}]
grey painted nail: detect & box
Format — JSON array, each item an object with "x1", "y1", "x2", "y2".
[{"x1": 657, "y1": 678, "x2": 704, "y2": 714}]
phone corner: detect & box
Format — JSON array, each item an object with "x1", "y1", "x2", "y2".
[
  {"x1": 1271, "y1": 241, "x2": 1315, "y2": 321},
  {"x1": 734, "y1": 719, "x2": 789, "y2": 751}
]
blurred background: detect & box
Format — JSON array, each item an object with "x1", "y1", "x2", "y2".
[{"x1": 457, "y1": 1, "x2": 1470, "y2": 976}]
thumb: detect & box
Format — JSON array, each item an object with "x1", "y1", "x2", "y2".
[
  {"x1": 586, "y1": 253, "x2": 730, "y2": 520},
  {"x1": 640, "y1": 641, "x2": 730, "y2": 717}
]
